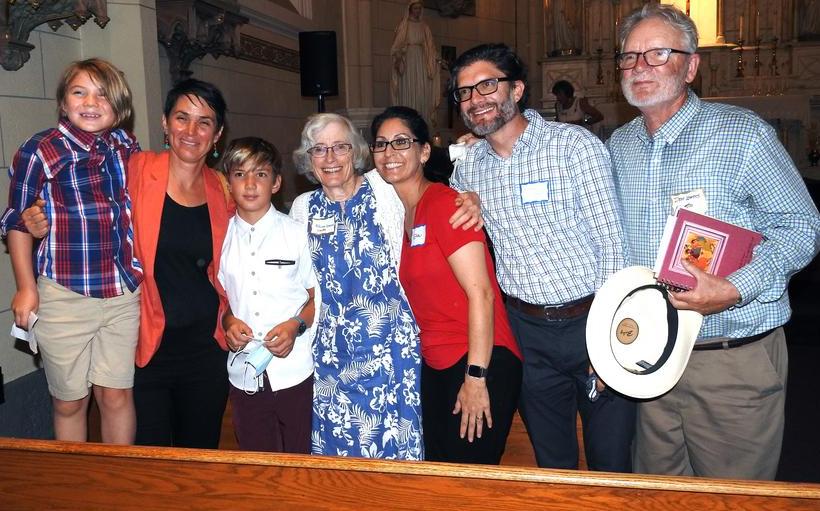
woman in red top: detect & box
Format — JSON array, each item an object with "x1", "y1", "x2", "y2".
[{"x1": 371, "y1": 106, "x2": 522, "y2": 464}]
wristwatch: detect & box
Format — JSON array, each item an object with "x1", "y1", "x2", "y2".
[
  {"x1": 291, "y1": 316, "x2": 307, "y2": 335},
  {"x1": 465, "y1": 364, "x2": 488, "y2": 379}
]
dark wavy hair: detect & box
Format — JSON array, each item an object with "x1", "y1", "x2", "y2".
[
  {"x1": 163, "y1": 79, "x2": 227, "y2": 131},
  {"x1": 370, "y1": 106, "x2": 430, "y2": 145},
  {"x1": 551, "y1": 80, "x2": 575, "y2": 98},
  {"x1": 448, "y1": 43, "x2": 529, "y2": 112}
]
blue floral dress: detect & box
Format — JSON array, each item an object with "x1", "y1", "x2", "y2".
[{"x1": 307, "y1": 179, "x2": 423, "y2": 459}]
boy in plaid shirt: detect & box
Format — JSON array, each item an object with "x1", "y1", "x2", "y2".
[{"x1": 2, "y1": 59, "x2": 143, "y2": 444}]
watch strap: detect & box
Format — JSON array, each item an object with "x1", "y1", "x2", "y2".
[{"x1": 291, "y1": 316, "x2": 307, "y2": 335}]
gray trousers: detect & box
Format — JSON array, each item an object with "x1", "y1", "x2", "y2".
[{"x1": 634, "y1": 327, "x2": 787, "y2": 480}]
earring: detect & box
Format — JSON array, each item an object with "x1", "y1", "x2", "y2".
[
  {"x1": 212, "y1": 146, "x2": 220, "y2": 158},
  {"x1": 163, "y1": 133, "x2": 170, "y2": 149}
]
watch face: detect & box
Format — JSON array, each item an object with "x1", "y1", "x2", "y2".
[
  {"x1": 466, "y1": 365, "x2": 487, "y2": 378},
  {"x1": 293, "y1": 317, "x2": 307, "y2": 335}
]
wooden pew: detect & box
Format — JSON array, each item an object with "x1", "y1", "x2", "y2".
[
  {"x1": 2, "y1": 437, "x2": 819, "y2": 510},
  {"x1": 220, "y1": 401, "x2": 548, "y2": 468}
]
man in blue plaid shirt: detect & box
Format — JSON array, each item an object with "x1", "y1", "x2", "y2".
[
  {"x1": 448, "y1": 44, "x2": 635, "y2": 472},
  {"x1": 608, "y1": 4, "x2": 820, "y2": 479}
]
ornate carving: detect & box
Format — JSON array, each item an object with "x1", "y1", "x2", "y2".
[
  {"x1": 156, "y1": 0, "x2": 248, "y2": 83},
  {"x1": 1, "y1": 0, "x2": 109, "y2": 71},
  {"x1": 238, "y1": 34, "x2": 299, "y2": 73},
  {"x1": 428, "y1": 0, "x2": 475, "y2": 18}
]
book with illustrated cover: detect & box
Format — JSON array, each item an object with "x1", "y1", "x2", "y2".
[{"x1": 653, "y1": 209, "x2": 763, "y2": 290}]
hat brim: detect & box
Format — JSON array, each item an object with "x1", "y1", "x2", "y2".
[{"x1": 586, "y1": 266, "x2": 703, "y2": 399}]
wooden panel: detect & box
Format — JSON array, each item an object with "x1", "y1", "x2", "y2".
[{"x1": 1, "y1": 438, "x2": 819, "y2": 511}]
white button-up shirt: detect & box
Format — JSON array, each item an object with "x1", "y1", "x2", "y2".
[{"x1": 219, "y1": 206, "x2": 315, "y2": 392}]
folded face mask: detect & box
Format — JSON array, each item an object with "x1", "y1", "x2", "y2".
[
  {"x1": 227, "y1": 339, "x2": 273, "y2": 393},
  {"x1": 245, "y1": 341, "x2": 274, "y2": 377}
]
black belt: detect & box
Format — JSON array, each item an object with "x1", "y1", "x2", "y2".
[
  {"x1": 506, "y1": 294, "x2": 594, "y2": 320},
  {"x1": 693, "y1": 328, "x2": 775, "y2": 351}
]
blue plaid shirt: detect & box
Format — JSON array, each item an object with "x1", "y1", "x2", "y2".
[
  {"x1": 1, "y1": 119, "x2": 143, "y2": 298},
  {"x1": 451, "y1": 109, "x2": 626, "y2": 305},
  {"x1": 607, "y1": 91, "x2": 820, "y2": 340}
]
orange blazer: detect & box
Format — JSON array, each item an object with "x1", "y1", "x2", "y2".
[{"x1": 128, "y1": 151, "x2": 230, "y2": 367}]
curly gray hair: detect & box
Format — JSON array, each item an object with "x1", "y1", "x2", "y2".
[
  {"x1": 618, "y1": 3, "x2": 699, "y2": 54},
  {"x1": 292, "y1": 113, "x2": 371, "y2": 183}
]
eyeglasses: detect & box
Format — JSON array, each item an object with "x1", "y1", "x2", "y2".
[
  {"x1": 307, "y1": 143, "x2": 353, "y2": 158},
  {"x1": 452, "y1": 77, "x2": 514, "y2": 103},
  {"x1": 370, "y1": 137, "x2": 420, "y2": 152},
  {"x1": 615, "y1": 48, "x2": 692, "y2": 70}
]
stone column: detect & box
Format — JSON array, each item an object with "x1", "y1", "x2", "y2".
[
  {"x1": 83, "y1": 0, "x2": 163, "y2": 150},
  {"x1": 339, "y1": 0, "x2": 381, "y2": 140}
]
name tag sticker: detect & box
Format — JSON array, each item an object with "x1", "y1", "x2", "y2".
[
  {"x1": 520, "y1": 181, "x2": 550, "y2": 204},
  {"x1": 410, "y1": 225, "x2": 426, "y2": 247},
  {"x1": 311, "y1": 216, "x2": 336, "y2": 235},
  {"x1": 670, "y1": 188, "x2": 707, "y2": 215}
]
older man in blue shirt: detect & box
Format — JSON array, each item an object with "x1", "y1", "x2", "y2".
[{"x1": 608, "y1": 4, "x2": 820, "y2": 479}]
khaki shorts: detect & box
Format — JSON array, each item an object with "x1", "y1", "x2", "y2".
[{"x1": 34, "y1": 277, "x2": 141, "y2": 401}]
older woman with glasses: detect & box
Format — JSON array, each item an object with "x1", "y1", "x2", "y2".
[
  {"x1": 291, "y1": 113, "x2": 481, "y2": 459},
  {"x1": 290, "y1": 113, "x2": 421, "y2": 459}
]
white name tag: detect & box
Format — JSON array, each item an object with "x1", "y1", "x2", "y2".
[
  {"x1": 311, "y1": 216, "x2": 336, "y2": 235},
  {"x1": 520, "y1": 181, "x2": 550, "y2": 204},
  {"x1": 410, "y1": 225, "x2": 426, "y2": 247},
  {"x1": 670, "y1": 188, "x2": 707, "y2": 215}
]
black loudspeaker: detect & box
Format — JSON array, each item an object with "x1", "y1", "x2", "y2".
[{"x1": 299, "y1": 31, "x2": 338, "y2": 110}]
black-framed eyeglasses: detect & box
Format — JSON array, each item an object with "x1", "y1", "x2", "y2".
[
  {"x1": 370, "y1": 138, "x2": 420, "y2": 152},
  {"x1": 307, "y1": 143, "x2": 353, "y2": 158},
  {"x1": 452, "y1": 77, "x2": 514, "y2": 103},
  {"x1": 615, "y1": 48, "x2": 692, "y2": 70}
]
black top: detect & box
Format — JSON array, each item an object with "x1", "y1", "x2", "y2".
[{"x1": 155, "y1": 194, "x2": 219, "y2": 340}]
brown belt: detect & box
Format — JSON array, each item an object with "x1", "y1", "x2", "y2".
[
  {"x1": 693, "y1": 328, "x2": 775, "y2": 351},
  {"x1": 506, "y1": 294, "x2": 594, "y2": 320}
]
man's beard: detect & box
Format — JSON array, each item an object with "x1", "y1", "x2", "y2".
[
  {"x1": 461, "y1": 91, "x2": 519, "y2": 136},
  {"x1": 621, "y1": 67, "x2": 689, "y2": 108}
]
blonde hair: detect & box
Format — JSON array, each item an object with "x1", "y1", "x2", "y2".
[
  {"x1": 56, "y1": 58, "x2": 134, "y2": 129},
  {"x1": 220, "y1": 137, "x2": 282, "y2": 177}
]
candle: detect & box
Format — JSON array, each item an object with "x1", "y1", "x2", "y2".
[
  {"x1": 755, "y1": 10, "x2": 760, "y2": 40},
  {"x1": 739, "y1": 15, "x2": 744, "y2": 41}
]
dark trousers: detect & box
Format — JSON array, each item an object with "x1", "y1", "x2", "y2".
[
  {"x1": 506, "y1": 306, "x2": 636, "y2": 471},
  {"x1": 421, "y1": 346, "x2": 522, "y2": 464},
  {"x1": 229, "y1": 373, "x2": 313, "y2": 454},
  {"x1": 134, "y1": 328, "x2": 228, "y2": 449}
]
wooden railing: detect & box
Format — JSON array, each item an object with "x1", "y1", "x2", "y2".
[{"x1": 2, "y1": 437, "x2": 820, "y2": 510}]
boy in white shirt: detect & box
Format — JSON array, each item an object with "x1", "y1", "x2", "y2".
[{"x1": 219, "y1": 137, "x2": 315, "y2": 453}]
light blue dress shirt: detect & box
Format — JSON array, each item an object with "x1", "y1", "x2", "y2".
[
  {"x1": 451, "y1": 109, "x2": 626, "y2": 305},
  {"x1": 608, "y1": 91, "x2": 820, "y2": 340}
]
